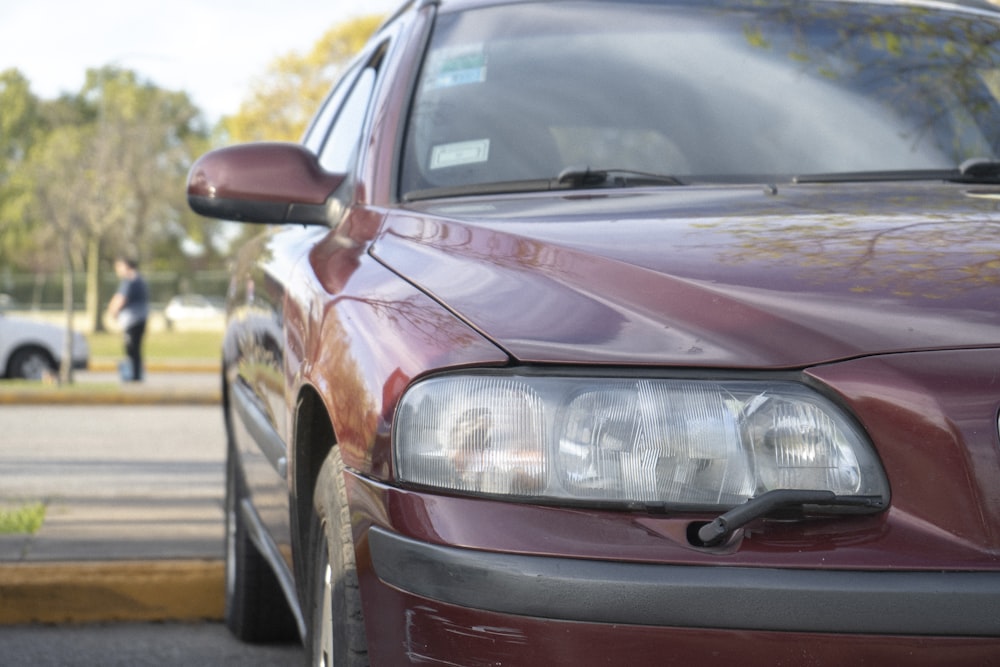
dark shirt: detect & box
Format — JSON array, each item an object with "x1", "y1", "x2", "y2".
[{"x1": 116, "y1": 274, "x2": 149, "y2": 329}]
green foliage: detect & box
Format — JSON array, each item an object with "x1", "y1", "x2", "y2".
[
  {"x1": 0, "y1": 65, "x2": 217, "y2": 367},
  {"x1": 1, "y1": 66, "x2": 212, "y2": 273},
  {"x1": 743, "y1": 26, "x2": 771, "y2": 50},
  {"x1": 1, "y1": 13, "x2": 384, "y2": 280},
  {"x1": 221, "y1": 14, "x2": 384, "y2": 143},
  {"x1": 0, "y1": 13, "x2": 386, "y2": 368},
  {"x1": 0, "y1": 70, "x2": 40, "y2": 167},
  {"x1": 0, "y1": 69, "x2": 42, "y2": 268},
  {"x1": 0, "y1": 502, "x2": 46, "y2": 535}
]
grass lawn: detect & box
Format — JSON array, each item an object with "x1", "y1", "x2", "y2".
[{"x1": 88, "y1": 329, "x2": 222, "y2": 363}]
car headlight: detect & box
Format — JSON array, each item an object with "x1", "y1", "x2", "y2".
[{"x1": 393, "y1": 374, "x2": 889, "y2": 508}]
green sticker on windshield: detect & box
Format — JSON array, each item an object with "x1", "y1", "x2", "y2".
[{"x1": 426, "y1": 48, "x2": 487, "y2": 90}]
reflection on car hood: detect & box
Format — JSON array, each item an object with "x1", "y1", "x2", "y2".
[{"x1": 374, "y1": 182, "x2": 1000, "y2": 367}]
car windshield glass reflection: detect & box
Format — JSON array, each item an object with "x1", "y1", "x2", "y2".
[{"x1": 400, "y1": 1, "x2": 1000, "y2": 198}]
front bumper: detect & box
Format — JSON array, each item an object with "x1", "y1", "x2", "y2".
[
  {"x1": 358, "y1": 522, "x2": 1000, "y2": 665},
  {"x1": 369, "y1": 527, "x2": 1000, "y2": 637}
]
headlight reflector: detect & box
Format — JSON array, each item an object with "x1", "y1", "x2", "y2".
[{"x1": 394, "y1": 374, "x2": 888, "y2": 507}]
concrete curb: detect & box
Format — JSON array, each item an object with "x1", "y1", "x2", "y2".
[{"x1": 0, "y1": 560, "x2": 224, "y2": 625}]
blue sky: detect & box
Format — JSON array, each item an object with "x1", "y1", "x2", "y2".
[{"x1": 0, "y1": 0, "x2": 401, "y2": 122}]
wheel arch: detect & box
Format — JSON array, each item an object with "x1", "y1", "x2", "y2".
[{"x1": 291, "y1": 383, "x2": 338, "y2": 604}]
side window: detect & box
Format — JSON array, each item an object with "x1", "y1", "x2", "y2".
[
  {"x1": 302, "y1": 61, "x2": 363, "y2": 154},
  {"x1": 308, "y1": 42, "x2": 388, "y2": 177},
  {"x1": 318, "y1": 66, "x2": 377, "y2": 174}
]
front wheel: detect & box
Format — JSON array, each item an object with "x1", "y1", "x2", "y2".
[
  {"x1": 223, "y1": 442, "x2": 297, "y2": 642},
  {"x1": 306, "y1": 448, "x2": 368, "y2": 667},
  {"x1": 7, "y1": 346, "x2": 55, "y2": 379}
]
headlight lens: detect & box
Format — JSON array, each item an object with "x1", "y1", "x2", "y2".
[{"x1": 394, "y1": 374, "x2": 888, "y2": 507}]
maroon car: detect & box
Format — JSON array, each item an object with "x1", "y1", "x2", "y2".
[{"x1": 188, "y1": 0, "x2": 1000, "y2": 664}]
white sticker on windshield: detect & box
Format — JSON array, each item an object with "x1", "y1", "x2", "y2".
[{"x1": 430, "y1": 139, "x2": 490, "y2": 170}]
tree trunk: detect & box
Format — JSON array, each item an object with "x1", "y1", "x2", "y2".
[
  {"x1": 85, "y1": 235, "x2": 105, "y2": 333},
  {"x1": 59, "y1": 245, "x2": 75, "y2": 385},
  {"x1": 31, "y1": 271, "x2": 46, "y2": 310}
]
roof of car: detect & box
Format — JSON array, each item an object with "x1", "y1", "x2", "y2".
[{"x1": 413, "y1": 0, "x2": 1000, "y2": 16}]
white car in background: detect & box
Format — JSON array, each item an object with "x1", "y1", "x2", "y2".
[
  {"x1": 0, "y1": 310, "x2": 89, "y2": 379},
  {"x1": 163, "y1": 294, "x2": 224, "y2": 330}
]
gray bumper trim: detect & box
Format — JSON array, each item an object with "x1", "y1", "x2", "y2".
[{"x1": 369, "y1": 527, "x2": 1000, "y2": 637}]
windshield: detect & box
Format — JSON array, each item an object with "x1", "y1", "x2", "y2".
[{"x1": 399, "y1": 0, "x2": 1000, "y2": 198}]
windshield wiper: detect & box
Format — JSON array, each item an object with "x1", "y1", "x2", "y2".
[
  {"x1": 402, "y1": 168, "x2": 685, "y2": 202},
  {"x1": 952, "y1": 157, "x2": 1000, "y2": 184},
  {"x1": 557, "y1": 166, "x2": 684, "y2": 189},
  {"x1": 793, "y1": 169, "x2": 957, "y2": 184},
  {"x1": 793, "y1": 159, "x2": 1000, "y2": 185},
  {"x1": 696, "y1": 489, "x2": 886, "y2": 547},
  {"x1": 403, "y1": 178, "x2": 556, "y2": 202}
]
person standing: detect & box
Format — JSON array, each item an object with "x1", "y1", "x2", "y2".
[{"x1": 106, "y1": 256, "x2": 149, "y2": 382}]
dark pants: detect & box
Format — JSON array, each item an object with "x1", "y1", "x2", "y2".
[{"x1": 124, "y1": 320, "x2": 146, "y2": 382}]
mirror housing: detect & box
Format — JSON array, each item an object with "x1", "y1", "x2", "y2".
[{"x1": 186, "y1": 142, "x2": 345, "y2": 225}]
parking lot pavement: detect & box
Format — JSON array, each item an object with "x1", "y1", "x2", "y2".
[
  {"x1": 0, "y1": 391, "x2": 229, "y2": 625},
  {"x1": 0, "y1": 621, "x2": 303, "y2": 666}
]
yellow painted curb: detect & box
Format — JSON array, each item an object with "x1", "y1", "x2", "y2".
[
  {"x1": 0, "y1": 391, "x2": 220, "y2": 406},
  {"x1": 88, "y1": 361, "x2": 220, "y2": 374},
  {"x1": 0, "y1": 560, "x2": 224, "y2": 625}
]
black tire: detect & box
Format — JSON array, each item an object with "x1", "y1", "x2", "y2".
[
  {"x1": 224, "y1": 442, "x2": 298, "y2": 643},
  {"x1": 7, "y1": 346, "x2": 56, "y2": 380},
  {"x1": 306, "y1": 448, "x2": 369, "y2": 666}
]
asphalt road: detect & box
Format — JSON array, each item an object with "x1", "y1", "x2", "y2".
[
  {"x1": 1, "y1": 401, "x2": 304, "y2": 662},
  {"x1": 1, "y1": 403, "x2": 224, "y2": 500},
  {"x1": 1, "y1": 403, "x2": 228, "y2": 563},
  {"x1": 0, "y1": 621, "x2": 303, "y2": 666}
]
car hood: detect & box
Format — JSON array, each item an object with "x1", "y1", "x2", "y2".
[{"x1": 371, "y1": 182, "x2": 1000, "y2": 368}]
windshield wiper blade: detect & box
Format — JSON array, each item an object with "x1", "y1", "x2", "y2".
[
  {"x1": 557, "y1": 166, "x2": 684, "y2": 189},
  {"x1": 953, "y1": 157, "x2": 1000, "y2": 184},
  {"x1": 402, "y1": 168, "x2": 685, "y2": 202},
  {"x1": 403, "y1": 178, "x2": 554, "y2": 202},
  {"x1": 793, "y1": 169, "x2": 957, "y2": 184},
  {"x1": 794, "y1": 161, "x2": 1000, "y2": 185},
  {"x1": 696, "y1": 489, "x2": 886, "y2": 547}
]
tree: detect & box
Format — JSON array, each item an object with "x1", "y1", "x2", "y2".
[
  {"x1": 0, "y1": 13, "x2": 385, "y2": 382},
  {"x1": 221, "y1": 14, "x2": 384, "y2": 143},
  {"x1": 16, "y1": 125, "x2": 90, "y2": 382},
  {"x1": 73, "y1": 67, "x2": 210, "y2": 333},
  {"x1": 0, "y1": 70, "x2": 40, "y2": 176},
  {"x1": 0, "y1": 69, "x2": 44, "y2": 270},
  {"x1": 740, "y1": 2, "x2": 1000, "y2": 164},
  {"x1": 2, "y1": 67, "x2": 210, "y2": 381}
]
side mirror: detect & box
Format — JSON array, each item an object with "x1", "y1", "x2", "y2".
[{"x1": 187, "y1": 142, "x2": 345, "y2": 225}]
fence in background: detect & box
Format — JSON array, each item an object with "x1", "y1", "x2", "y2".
[{"x1": 0, "y1": 270, "x2": 230, "y2": 311}]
